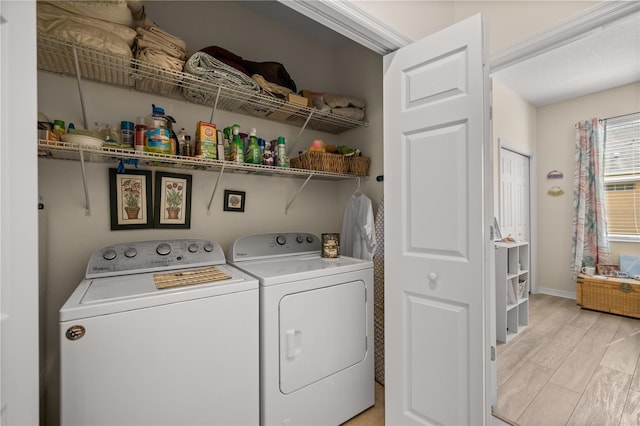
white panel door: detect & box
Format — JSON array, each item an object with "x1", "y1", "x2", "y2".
[
  {"x1": 384, "y1": 14, "x2": 492, "y2": 425},
  {"x1": 500, "y1": 147, "x2": 530, "y2": 242}
]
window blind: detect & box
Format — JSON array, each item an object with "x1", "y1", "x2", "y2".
[{"x1": 604, "y1": 112, "x2": 640, "y2": 238}]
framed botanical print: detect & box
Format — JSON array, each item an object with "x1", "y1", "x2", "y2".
[
  {"x1": 154, "y1": 171, "x2": 192, "y2": 228},
  {"x1": 109, "y1": 168, "x2": 153, "y2": 230}
]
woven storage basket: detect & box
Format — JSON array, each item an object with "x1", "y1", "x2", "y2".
[
  {"x1": 290, "y1": 151, "x2": 349, "y2": 174},
  {"x1": 348, "y1": 156, "x2": 370, "y2": 176},
  {"x1": 576, "y1": 274, "x2": 640, "y2": 318}
]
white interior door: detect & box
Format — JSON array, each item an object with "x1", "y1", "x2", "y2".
[
  {"x1": 499, "y1": 146, "x2": 530, "y2": 242},
  {"x1": 383, "y1": 14, "x2": 492, "y2": 425},
  {"x1": 0, "y1": 1, "x2": 40, "y2": 425}
]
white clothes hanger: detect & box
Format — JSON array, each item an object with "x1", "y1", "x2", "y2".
[{"x1": 354, "y1": 177, "x2": 362, "y2": 195}]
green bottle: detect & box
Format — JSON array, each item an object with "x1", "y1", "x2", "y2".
[
  {"x1": 245, "y1": 128, "x2": 261, "y2": 164},
  {"x1": 230, "y1": 126, "x2": 244, "y2": 163}
]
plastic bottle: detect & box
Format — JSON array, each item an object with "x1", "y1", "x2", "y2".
[
  {"x1": 277, "y1": 136, "x2": 288, "y2": 167},
  {"x1": 52, "y1": 119, "x2": 65, "y2": 141},
  {"x1": 229, "y1": 126, "x2": 244, "y2": 163},
  {"x1": 134, "y1": 117, "x2": 147, "y2": 152},
  {"x1": 177, "y1": 128, "x2": 188, "y2": 156},
  {"x1": 120, "y1": 121, "x2": 134, "y2": 148},
  {"x1": 145, "y1": 104, "x2": 173, "y2": 154},
  {"x1": 245, "y1": 128, "x2": 261, "y2": 164},
  {"x1": 262, "y1": 139, "x2": 274, "y2": 166}
]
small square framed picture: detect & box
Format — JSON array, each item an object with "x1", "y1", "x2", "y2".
[
  {"x1": 154, "y1": 171, "x2": 192, "y2": 229},
  {"x1": 223, "y1": 190, "x2": 245, "y2": 212}
]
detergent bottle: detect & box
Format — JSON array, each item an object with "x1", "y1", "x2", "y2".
[
  {"x1": 229, "y1": 125, "x2": 244, "y2": 163},
  {"x1": 245, "y1": 128, "x2": 261, "y2": 164}
]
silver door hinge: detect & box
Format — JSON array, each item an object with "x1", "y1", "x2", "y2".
[{"x1": 491, "y1": 345, "x2": 496, "y2": 361}]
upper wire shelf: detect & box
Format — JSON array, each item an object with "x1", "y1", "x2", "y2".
[
  {"x1": 37, "y1": 33, "x2": 368, "y2": 134},
  {"x1": 37, "y1": 140, "x2": 359, "y2": 181}
]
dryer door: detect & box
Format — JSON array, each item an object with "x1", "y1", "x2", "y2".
[{"x1": 279, "y1": 280, "x2": 367, "y2": 394}]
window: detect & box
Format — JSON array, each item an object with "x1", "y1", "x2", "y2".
[{"x1": 604, "y1": 113, "x2": 640, "y2": 241}]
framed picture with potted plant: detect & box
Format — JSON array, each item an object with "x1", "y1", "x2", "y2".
[
  {"x1": 154, "y1": 171, "x2": 192, "y2": 229},
  {"x1": 109, "y1": 168, "x2": 153, "y2": 230},
  {"x1": 223, "y1": 190, "x2": 245, "y2": 212}
]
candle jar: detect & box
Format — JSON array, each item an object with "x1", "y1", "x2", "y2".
[{"x1": 321, "y1": 233, "x2": 340, "y2": 258}]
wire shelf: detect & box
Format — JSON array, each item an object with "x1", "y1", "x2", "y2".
[
  {"x1": 38, "y1": 140, "x2": 360, "y2": 181},
  {"x1": 37, "y1": 33, "x2": 368, "y2": 134}
]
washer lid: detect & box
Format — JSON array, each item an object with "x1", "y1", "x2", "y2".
[
  {"x1": 60, "y1": 264, "x2": 257, "y2": 322},
  {"x1": 231, "y1": 254, "x2": 372, "y2": 286}
]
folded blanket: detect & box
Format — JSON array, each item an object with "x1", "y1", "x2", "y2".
[
  {"x1": 331, "y1": 107, "x2": 365, "y2": 121},
  {"x1": 324, "y1": 94, "x2": 366, "y2": 109},
  {"x1": 243, "y1": 60, "x2": 297, "y2": 93},
  {"x1": 252, "y1": 74, "x2": 293, "y2": 99},
  {"x1": 139, "y1": 19, "x2": 188, "y2": 53},
  {"x1": 200, "y1": 45, "x2": 296, "y2": 92},
  {"x1": 135, "y1": 48, "x2": 183, "y2": 95},
  {"x1": 38, "y1": 17, "x2": 134, "y2": 58},
  {"x1": 38, "y1": 2, "x2": 138, "y2": 46},
  {"x1": 182, "y1": 51, "x2": 260, "y2": 104},
  {"x1": 40, "y1": 0, "x2": 136, "y2": 28},
  {"x1": 136, "y1": 27, "x2": 186, "y2": 60},
  {"x1": 137, "y1": 48, "x2": 184, "y2": 71}
]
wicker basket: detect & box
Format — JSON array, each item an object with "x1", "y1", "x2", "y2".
[
  {"x1": 290, "y1": 151, "x2": 349, "y2": 174},
  {"x1": 576, "y1": 274, "x2": 640, "y2": 318},
  {"x1": 348, "y1": 156, "x2": 370, "y2": 176}
]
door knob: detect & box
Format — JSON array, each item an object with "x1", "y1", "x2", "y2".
[{"x1": 428, "y1": 272, "x2": 438, "y2": 281}]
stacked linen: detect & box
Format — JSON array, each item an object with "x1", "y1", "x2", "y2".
[
  {"x1": 133, "y1": 19, "x2": 188, "y2": 95},
  {"x1": 301, "y1": 91, "x2": 366, "y2": 121},
  {"x1": 182, "y1": 51, "x2": 260, "y2": 108},
  {"x1": 37, "y1": 0, "x2": 137, "y2": 59}
]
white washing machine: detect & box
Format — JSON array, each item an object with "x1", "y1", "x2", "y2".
[
  {"x1": 60, "y1": 239, "x2": 259, "y2": 426},
  {"x1": 229, "y1": 232, "x2": 374, "y2": 426}
]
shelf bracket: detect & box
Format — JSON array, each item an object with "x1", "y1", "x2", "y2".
[
  {"x1": 206, "y1": 164, "x2": 226, "y2": 215},
  {"x1": 71, "y1": 43, "x2": 88, "y2": 129},
  {"x1": 285, "y1": 174, "x2": 313, "y2": 215},
  {"x1": 209, "y1": 86, "x2": 222, "y2": 123},
  {"x1": 287, "y1": 110, "x2": 314, "y2": 157},
  {"x1": 78, "y1": 149, "x2": 91, "y2": 216}
]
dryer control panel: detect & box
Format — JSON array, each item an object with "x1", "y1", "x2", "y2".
[
  {"x1": 229, "y1": 232, "x2": 320, "y2": 262},
  {"x1": 86, "y1": 239, "x2": 226, "y2": 278}
]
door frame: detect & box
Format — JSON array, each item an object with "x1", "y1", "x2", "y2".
[{"x1": 498, "y1": 141, "x2": 537, "y2": 294}]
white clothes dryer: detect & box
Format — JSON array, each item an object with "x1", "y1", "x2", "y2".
[
  {"x1": 229, "y1": 232, "x2": 374, "y2": 426},
  {"x1": 60, "y1": 239, "x2": 259, "y2": 426}
]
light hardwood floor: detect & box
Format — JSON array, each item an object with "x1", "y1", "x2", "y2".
[
  {"x1": 495, "y1": 293, "x2": 640, "y2": 426},
  {"x1": 344, "y1": 293, "x2": 639, "y2": 425}
]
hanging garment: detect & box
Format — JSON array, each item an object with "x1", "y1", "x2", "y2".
[
  {"x1": 373, "y1": 197, "x2": 385, "y2": 385},
  {"x1": 341, "y1": 193, "x2": 376, "y2": 261}
]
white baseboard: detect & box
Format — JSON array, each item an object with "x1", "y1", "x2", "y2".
[{"x1": 535, "y1": 287, "x2": 576, "y2": 300}]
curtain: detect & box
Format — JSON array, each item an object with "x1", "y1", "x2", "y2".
[{"x1": 571, "y1": 118, "x2": 611, "y2": 279}]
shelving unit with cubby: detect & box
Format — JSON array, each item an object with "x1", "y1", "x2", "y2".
[{"x1": 495, "y1": 241, "x2": 529, "y2": 343}]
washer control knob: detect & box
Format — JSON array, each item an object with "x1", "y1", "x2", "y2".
[
  {"x1": 306, "y1": 236, "x2": 314, "y2": 243},
  {"x1": 203, "y1": 243, "x2": 214, "y2": 252},
  {"x1": 296, "y1": 235, "x2": 304, "y2": 244},
  {"x1": 156, "y1": 243, "x2": 171, "y2": 256},
  {"x1": 124, "y1": 248, "x2": 137, "y2": 258},
  {"x1": 188, "y1": 243, "x2": 199, "y2": 253},
  {"x1": 103, "y1": 249, "x2": 117, "y2": 261},
  {"x1": 276, "y1": 235, "x2": 287, "y2": 246}
]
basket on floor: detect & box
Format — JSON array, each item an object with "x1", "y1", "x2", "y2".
[{"x1": 290, "y1": 151, "x2": 349, "y2": 174}]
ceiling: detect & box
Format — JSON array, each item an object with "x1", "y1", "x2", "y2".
[
  {"x1": 492, "y1": 11, "x2": 640, "y2": 107},
  {"x1": 241, "y1": 1, "x2": 640, "y2": 109}
]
